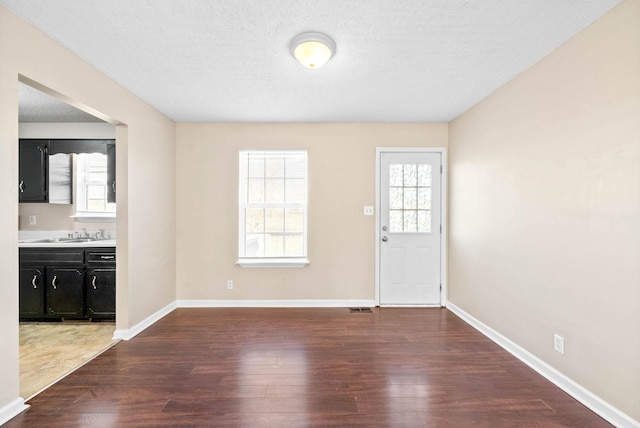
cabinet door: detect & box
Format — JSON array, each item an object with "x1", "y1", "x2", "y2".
[
  {"x1": 19, "y1": 139, "x2": 48, "y2": 202},
  {"x1": 46, "y1": 267, "x2": 84, "y2": 318},
  {"x1": 106, "y1": 142, "x2": 116, "y2": 203},
  {"x1": 19, "y1": 267, "x2": 45, "y2": 318},
  {"x1": 86, "y1": 267, "x2": 115, "y2": 319}
]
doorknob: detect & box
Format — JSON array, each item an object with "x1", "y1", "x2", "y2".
[
  {"x1": 382, "y1": 226, "x2": 388, "y2": 231},
  {"x1": 382, "y1": 236, "x2": 388, "y2": 242}
]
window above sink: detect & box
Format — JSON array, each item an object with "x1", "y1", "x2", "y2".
[{"x1": 73, "y1": 152, "x2": 116, "y2": 221}]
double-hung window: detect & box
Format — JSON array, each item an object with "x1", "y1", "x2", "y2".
[
  {"x1": 75, "y1": 153, "x2": 116, "y2": 219},
  {"x1": 238, "y1": 150, "x2": 308, "y2": 267}
]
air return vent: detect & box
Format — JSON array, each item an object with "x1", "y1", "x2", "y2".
[{"x1": 349, "y1": 308, "x2": 372, "y2": 313}]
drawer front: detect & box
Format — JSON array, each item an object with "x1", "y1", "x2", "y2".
[
  {"x1": 86, "y1": 249, "x2": 116, "y2": 265},
  {"x1": 20, "y1": 248, "x2": 84, "y2": 265}
]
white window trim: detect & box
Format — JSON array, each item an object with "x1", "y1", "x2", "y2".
[
  {"x1": 236, "y1": 258, "x2": 310, "y2": 268},
  {"x1": 71, "y1": 213, "x2": 116, "y2": 222},
  {"x1": 74, "y1": 153, "x2": 116, "y2": 219},
  {"x1": 237, "y1": 150, "x2": 309, "y2": 268}
]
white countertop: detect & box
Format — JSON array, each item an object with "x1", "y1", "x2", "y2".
[
  {"x1": 18, "y1": 230, "x2": 116, "y2": 248},
  {"x1": 19, "y1": 239, "x2": 116, "y2": 248}
]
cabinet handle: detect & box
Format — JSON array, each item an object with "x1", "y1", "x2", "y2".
[
  {"x1": 100, "y1": 255, "x2": 115, "y2": 260},
  {"x1": 92, "y1": 276, "x2": 97, "y2": 289},
  {"x1": 112, "y1": 181, "x2": 116, "y2": 192},
  {"x1": 52, "y1": 276, "x2": 57, "y2": 289},
  {"x1": 31, "y1": 275, "x2": 38, "y2": 289},
  {"x1": 19, "y1": 181, "x2": 24, "y2": 193}
]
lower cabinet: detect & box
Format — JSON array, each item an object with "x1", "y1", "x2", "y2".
[
  {"x1": 19, "y1": 266, "x2": 45, "y2": 318},
  {"x1": 86, "y1": 267, "x2": 116, "y2": 319},
  {"x1": 19, "y1": 247, "x2": 115, "y2": 321},
  {"x1": 46, "y1": 267, "x2": 85, "y2": 318}
]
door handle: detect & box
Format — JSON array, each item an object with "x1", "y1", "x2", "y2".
[{"x1": 382, "y1": 236, "x2": 388, "y2": 242}]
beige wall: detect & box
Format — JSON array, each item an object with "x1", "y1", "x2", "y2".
[
  {"x1": 449, "y1": 0, "x2": 640, "y2": 421},
  {"x1": 176, "y1": 123, "x2": 447, "y2": 301},
  {"x1": 0, "y1": 5, "x2": 176, "y2": 411}
]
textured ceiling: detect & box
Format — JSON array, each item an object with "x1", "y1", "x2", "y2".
[
  {"x1": 18, "y1": 83, "x2": 104, "y2": 122},
  {"x1": 2, "y1": 0, "x2": 623, "y2": 123}
]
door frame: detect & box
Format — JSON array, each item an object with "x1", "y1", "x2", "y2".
[{"x1": 375, "y1": 147, "x2": 448, "y2": 307}]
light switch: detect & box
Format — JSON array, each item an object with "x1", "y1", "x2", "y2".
[
  {"x1": 363, "y1": 206, "x2": 374, "y2": 216},
  {"x1": 29, "y1": 215, "x2": 37, "y2": 225}
]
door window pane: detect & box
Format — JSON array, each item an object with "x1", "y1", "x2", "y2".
[{"x1": 389, "y1": 163, "x2": 432, "y2": 233}]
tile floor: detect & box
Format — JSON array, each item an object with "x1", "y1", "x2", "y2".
[{"x1": 19, "y1": 322, "x2": 117, "y2": 399}]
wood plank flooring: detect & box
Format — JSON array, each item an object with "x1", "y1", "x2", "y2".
[{"x1": 5, "y1": 308, "x2": 611, "y2": 427}]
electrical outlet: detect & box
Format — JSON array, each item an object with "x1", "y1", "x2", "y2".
[
  {"x1": 553, "y1": 334, "x2": 564, "y2": 355},
  {"x1": 363, "y1": 206, "x2": 374, "y2": 216},
  {"x1": 29, "y1": 215, "x2": 37, "y2": 225},
  {"x1": 226, "y1": 280, "x2": 233, "y2": 290}
]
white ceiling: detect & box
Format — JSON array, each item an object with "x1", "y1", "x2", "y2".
[
  {"x1": 2, "y1": 0, "x2": 623, "y2": 123},
  {"x1": 18, "y1": 83, "x2": 104, "y2": 122}
]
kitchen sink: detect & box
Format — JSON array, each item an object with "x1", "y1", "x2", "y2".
[{"x1": 22, "y1": 237, "x2": 101, "y2": 244}]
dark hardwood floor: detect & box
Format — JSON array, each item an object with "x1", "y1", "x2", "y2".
[{"x1": 5, "y1": 308, "x2": 611, "y2": 427}]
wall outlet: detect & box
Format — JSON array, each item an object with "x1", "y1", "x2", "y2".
[
  {"x1": 29, "y1": 215, "x2": 37, "y2": 225},
  {"x1": 226, "y1": 280, "x2": 233, "y2": 290},
  {"x1": 553, "y1": 333, "x2": 565, "y2": 355},
  {"x1": 363, "y1": 206, "x2": 374, "y2": 216}
]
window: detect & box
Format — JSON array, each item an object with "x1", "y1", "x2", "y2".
[
  {"x1": 75, "y1": 153, "x2": 116, "y2": 219},
  {"x1": 238, "y1": 150, "x2": 308, "y2": 267},
  {"x1": 389, "y1": 163, "x2": 432, "y2": 233}
]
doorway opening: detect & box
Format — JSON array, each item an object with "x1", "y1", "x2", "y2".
[{"x1": 16, "y1": 80, "x2": 122, "y2": 399}]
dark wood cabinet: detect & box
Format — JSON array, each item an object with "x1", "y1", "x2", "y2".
[
  {"x1": 46, "y1": 267, "x2": 85, "y2": 318},
  {"x1": 19, "y1": 266, "x2": 45, "y2": 318},
  {"x1": 18, "y1": 138, "x2": 115, "y2": 204},
  {"x1": 86, "y1": 267, "x2": 116, "y2": 318},
  {"x1": 19, "y1": 247, "x2": 115, "y2": 321},
  {"x1": 107, "y1": 142, "x2": 116, "y2": 203},
  {"x1": 18, "y1": 139, "x2": 47, "y2": 202},
  {"x1": 85, "y1": 248, "x2": 116, "y2": 319}
]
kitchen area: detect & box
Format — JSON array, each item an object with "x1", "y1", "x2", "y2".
[{"x1": 17, "y1": 83, "x2": 118, "y2": 398}]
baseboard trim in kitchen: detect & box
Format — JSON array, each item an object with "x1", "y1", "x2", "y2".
[
  {"x1": 112, "y1": 301, "x2": 177, "y2": 341},
  {"x1": 446, "y1": 301, "x2": 640, "y2": 428},
  {"x1": 0, "y1": 398, "x2": 29, "y2": 426},
  {"x1": 177, "y1": 299, "x2": 377, "y2": 308}
]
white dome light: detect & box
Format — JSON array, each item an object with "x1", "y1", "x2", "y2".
[{"x1": 290, "y1": 32, "x2": 336, "y2": 69}]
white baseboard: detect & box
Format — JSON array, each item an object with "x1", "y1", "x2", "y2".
[
  {"x1": 446, "y1": 301, "x2": 639, "y2": 428},
  {"x1": 0, "y1": 398, "x2": 29, "y2": 426},
  {"x1": 379, "y1": 304, "x2": 442, "y2": 308},
  {"x1": 113, "y1": 301, "x2": 177, "y2": 341},
  {"x1": 177, "y1": 299, "x2": 377, "y2": 308}
]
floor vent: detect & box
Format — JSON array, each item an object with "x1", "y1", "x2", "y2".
[{"x1": 349, "y1": 308, "x2": 373, "y2": 313}]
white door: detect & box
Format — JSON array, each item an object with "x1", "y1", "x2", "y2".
[{"x1": 379, "y1": 151, "x2": 442, "y2": 305}]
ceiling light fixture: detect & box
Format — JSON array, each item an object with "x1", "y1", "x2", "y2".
[{"x1": 290, "y1": 32, "x2": 336, "y2": 69}]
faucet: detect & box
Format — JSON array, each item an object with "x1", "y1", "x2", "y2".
[{"x1": 82, "y1": 228, "x2": 90, "y2": 238}]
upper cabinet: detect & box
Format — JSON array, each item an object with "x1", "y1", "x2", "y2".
[
  {"x1": 18, "y1": 139, "x2": 48, "y2": 202},
  {"x1": 18, "y1": 139, "x2": 116, "y2": 204},
  {"x1": 106, "y1": 142, "x2": 116, "y2": 203}
]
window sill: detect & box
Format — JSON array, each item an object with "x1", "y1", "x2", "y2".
[
  {"x1": 236, "y1": 258, "x2": 310, "y2": 268},
  {"x1": 71, "y1": 213, "x2": 116, "y2": 223}
]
